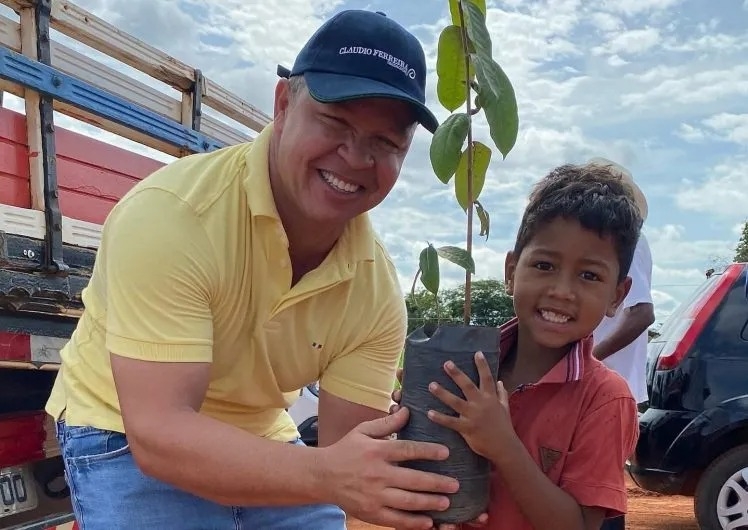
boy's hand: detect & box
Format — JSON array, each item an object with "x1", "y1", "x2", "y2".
[
  {"x1": 427, "y1": 351, "x2": 513, "y2": 459},
  {"x1": 390, "y1": 368, "x2": 404, "y2": 414},
  {"x1": 391, "y1": 367, "x2": 489, "y2": 529}
]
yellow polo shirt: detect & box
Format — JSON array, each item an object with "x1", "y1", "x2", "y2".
[{"x1": 45, "y1": 123, "x2": 407, "y2": 442}]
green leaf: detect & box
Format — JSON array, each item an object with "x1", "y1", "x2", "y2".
[
  {"x1": 462, "y1": 1, "x2": 492, "y2": 57},
  {"x1": 419, "y1": 244, "x2": 440, "y2": 295},
  {"x1": 476, "y1": 200, "x2": 490, "y2": 240},
  {"x1": 474, "y1": 54, "x2": 519, "y2": 158},
  {"x1": 437, "y1": 245, "x2": 476, "y2": 274},
  {"x1": 449, "y1": 0, "x2": 486, "y2": 27},
  {"x1": 455, "y1": 141, "x2": 492, "y2": 210},
  {"x1": 436, "y1": 26, "x2": 469, "y2": 111},
  {"x1": 430, "y1": 113, "x2": 470, "y2": 184}
]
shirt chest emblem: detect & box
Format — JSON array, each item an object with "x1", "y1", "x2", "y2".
[{"x1": 539, "y1": 446, "x2": 563, "y2": 473}]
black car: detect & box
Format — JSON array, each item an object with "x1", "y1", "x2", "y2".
[{"x1": 627, "y1": 262, "x2": 748, "y2": 529}]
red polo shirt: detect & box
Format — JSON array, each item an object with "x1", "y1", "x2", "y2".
[{"x1": 484, "y1": 318, "x2": 639, "y2": 529}]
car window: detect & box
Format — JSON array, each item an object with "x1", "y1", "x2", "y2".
[{"x1": 697, "y1": 266, "x2": 748, "y2": 358}]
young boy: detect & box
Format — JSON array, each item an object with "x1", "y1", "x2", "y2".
[{"x1": 393, "y1": 162, "x2": 641, "y2": 529}]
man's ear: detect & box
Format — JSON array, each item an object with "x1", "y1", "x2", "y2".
[
  {"x1": 607, "y1": 276, "x2": 632, "y2": 317},
  {"x1": 273, "y1": 79, "x2": 292, "y2": 128},
  {"x1": 504, "y1": 251, "x2": 517, "y2": 296}
]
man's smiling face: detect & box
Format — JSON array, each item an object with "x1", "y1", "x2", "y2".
[{"x1": 270, "y1": 77, "x2": 417, "y2": 229}]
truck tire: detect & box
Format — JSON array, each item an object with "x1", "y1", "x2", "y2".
[{"x1": 695, "y1": 444, "x2": 748, "y2": 530}]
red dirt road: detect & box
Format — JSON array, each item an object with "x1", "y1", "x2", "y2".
[{"x1": 346, "y1": 478, "x2": 698, "y2": 529}]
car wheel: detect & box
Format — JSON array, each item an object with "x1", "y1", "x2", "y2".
[{"x1": 695, "y1": 444, "x2": 748, "y2": 530}]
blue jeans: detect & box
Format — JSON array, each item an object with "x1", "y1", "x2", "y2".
[{"x1": 55, "y1": 421, "x2": 346, "y2": 529}]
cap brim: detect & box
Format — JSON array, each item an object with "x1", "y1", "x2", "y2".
[{"x1": 302, "y1": 71, "x2": 439, "y2": 134}]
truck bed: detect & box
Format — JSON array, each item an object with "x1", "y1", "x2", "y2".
[
  {"x1": 0, "y1": 1, "x2": 270, "y2": 526},
  {"x1": 0, "y1": 106, "x2": 164, "y2": 239},
  {"x1": 0, "y1": 105, "x2": 165, "y2": 360}
]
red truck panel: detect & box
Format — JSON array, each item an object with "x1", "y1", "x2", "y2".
[
  {"x1": 0, "y1": 107, "x2": 165, "y2": 224},
  {"x1": 0, "y1": 412, "x2": 45, "y2": 468}
]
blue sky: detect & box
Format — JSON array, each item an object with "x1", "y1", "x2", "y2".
[{"x1": 2, "y1": 0, "x2": 746, "y2": 325}]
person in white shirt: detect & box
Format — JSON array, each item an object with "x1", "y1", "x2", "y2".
[
  {"x1": 588, "y1": 158, "x2": 655, "y2": 530},
  {"x1": 589, "y1": 158, "x2": 655, "y2": 405}
]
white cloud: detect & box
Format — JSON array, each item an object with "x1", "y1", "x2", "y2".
[
  {"x1": 675, "y1": 123, "x2": 708, "y2": 143},
  {"x1": 702, "y1": 113, "x2": 748, "y2": 144},
  {"x1": 675, "y1": 157, "x2": 748, "y2": 218},
  {"x1": 592, "y1": 27, "x2": 661, "y2": 56},
  {"x1": 621, "y1": 64, "x2": 748, "y2": 110},
  {"x1": 589, "y1": 12, "x2": 624, "y2": 32},
  {"x1": 647, "y1": 225, "x2": 734, "y2": 268},
  {"x1": 664, "y1": 33, "x2": 748, "y2": 53},
  {"x1": 651, "y1": 289, "x2": 679, "y2": 320},
  {"x1": 644, "y1": 226, "x2": 734, "y2": 320},
  {"x1": 600, "y1": 0, "x2": 684, "y2": 16},
  {"x1": 607, "y1": 54, "x2": 629, "y2": 67},
  {"x1": 675, "y1": 113, "x2": 748, "y2": 145}
]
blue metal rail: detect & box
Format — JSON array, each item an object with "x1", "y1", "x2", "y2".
[{"x1": 0, "y1": 46, "x2": 225, "y2": 154}]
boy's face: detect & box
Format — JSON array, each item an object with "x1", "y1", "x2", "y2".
[{"x1": 504, "y1": 217, "x2": 631, "y2": 349}]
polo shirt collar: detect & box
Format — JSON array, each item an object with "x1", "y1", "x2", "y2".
[
  {"x1": 243, "y1": 123, "x2": 282, "y2": 221},
  {"x1": 242, "y1": 122, "x2": 376, "y2": 264},
  {"x1": 499, "y1": 317, "x2": 587, "y2": 384}
]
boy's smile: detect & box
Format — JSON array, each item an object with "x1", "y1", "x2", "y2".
[{"x1": 505, "y1": 217, "x2": 631, "y2": 357}]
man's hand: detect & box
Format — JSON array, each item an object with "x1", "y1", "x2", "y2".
[{"x1": 321, "y1": 407, "x2": 460, "y2": 529}]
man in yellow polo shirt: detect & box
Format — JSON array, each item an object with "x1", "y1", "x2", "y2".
[{"x1": 45, "y1": 9, "x2": 459, "y2": 530}]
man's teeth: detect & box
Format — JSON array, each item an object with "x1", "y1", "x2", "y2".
[
  {"x1": 320, "y1": 170, "x2": 360, "y2": 193},
  {"x1": 540, "y1": 310, "x2": 570, "y2": 323}
]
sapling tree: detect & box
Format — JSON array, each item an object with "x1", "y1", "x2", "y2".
[
  {"x1": 412, "y1": 0, "x2": 519, "y2": 324},
  {"x1": 396, "y1": 3, "x2": 521, "y2": 524}
]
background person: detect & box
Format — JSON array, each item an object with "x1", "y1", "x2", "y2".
[{"x1": 588, "y1": 158, "x2": 655, "y2": 530}]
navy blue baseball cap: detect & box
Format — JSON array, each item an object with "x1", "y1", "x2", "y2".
[{"x1": 277, "y1": 10, "x2": 439, "y2": 133}]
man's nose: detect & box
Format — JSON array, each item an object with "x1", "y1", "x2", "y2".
[{"x1": 337, "y1": 137, "x2": 375, "y2": 170}]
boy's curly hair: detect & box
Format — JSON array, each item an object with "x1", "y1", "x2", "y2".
[{"x1": 513, "y1": 163, "x2": 643, "y2": 282}]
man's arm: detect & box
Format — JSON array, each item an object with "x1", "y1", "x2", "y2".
[
  {"x1": 113, "y1": 355, "x2": 457, "y2": 524},
  {"x1": 113, "y1": 355, "x2": 325, "y2": 505},
  {"x1": 593, "y1": 303, "x2": 654, "y2": 361},
  {"x1": 317, "y1": 274, "x2": 406, "y2": 447},
  {"x1": 594, "y1": 237, "x2": 655, "y2": 361},
  {"x1": 317, "y1": 390, "x2": 387, "y2": 447}
]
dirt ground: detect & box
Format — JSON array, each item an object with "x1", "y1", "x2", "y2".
[{"x1": 347, "y1": 477, "x2": 698, "y2": 529}]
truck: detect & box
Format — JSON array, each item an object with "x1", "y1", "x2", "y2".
[{"x1": 0, "y1": 1, "x2": 272, "y2": 527}]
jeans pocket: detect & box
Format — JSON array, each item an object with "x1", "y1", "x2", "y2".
[{"x1": 62, "y1": 425, "x2": 131, "y2": 466}]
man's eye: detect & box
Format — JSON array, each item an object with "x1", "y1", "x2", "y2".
[
  {"x1": 320, "y1": 115, "x2": 345, "y2": 128},
  {"x1": 533, "y1": 262, "x2": 553, "y2": 271},
  {"x1": 581, "y1": 271, "x2": 601, "y2": 281},
  {"x1": 376, "y1": 137, "x2": 401, "y2": 153}
]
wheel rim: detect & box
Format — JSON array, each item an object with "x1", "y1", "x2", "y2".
[{"x1": 717, "y1": 466, "x2": 748, "y2": 529}]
